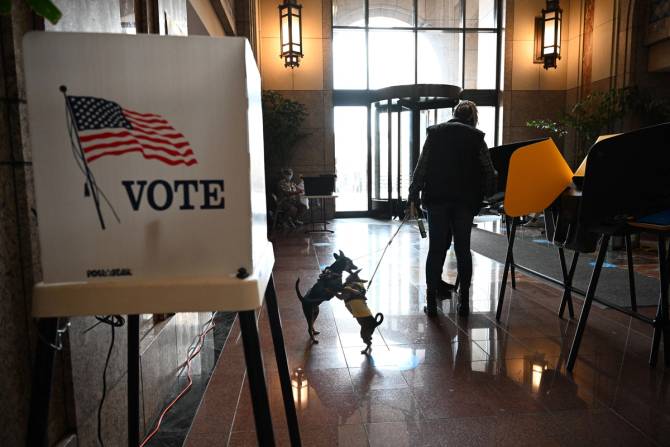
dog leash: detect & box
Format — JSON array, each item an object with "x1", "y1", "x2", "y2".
[{"x1": 366, "y1": 212, "x2": 411, "y2": 291}]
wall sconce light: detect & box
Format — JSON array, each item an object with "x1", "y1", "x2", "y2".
[
  {"x1": 291, "y1": 367, "x2": 309, "y2": 409},
  {"x1": 279, "y1": 0, "x2": 303, "y2": 68},
  {"x1": 534, "y1": 0, "x2": 562, "y2": 69}
]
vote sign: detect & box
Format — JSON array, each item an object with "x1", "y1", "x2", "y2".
[{"x1": 24, "y1": 33, "x2": 267, "y2": 284}]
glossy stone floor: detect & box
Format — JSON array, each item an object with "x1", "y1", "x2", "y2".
[{"x1": 185, "y1": 218, "x2": 670, "y2": 446}]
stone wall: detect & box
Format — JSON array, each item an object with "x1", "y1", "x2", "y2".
[
  {"x1": 258, "y1": 0, "x2": 335, "y2": 184},
  {"x1": 503, "y1": 0, "x2": 670, "y2": 168},
  {"x1": 0, "y1": 3, "x2": 71, "y2": 445}
]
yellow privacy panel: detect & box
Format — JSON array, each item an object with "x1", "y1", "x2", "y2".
[
  {"x1": 504, "y1": 139, "x2": 573, "y2": 217},
  {"x1": 574, "y1": 134, "x2": 621, "y2": 177}
]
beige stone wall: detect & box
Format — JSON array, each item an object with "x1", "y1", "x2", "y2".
[
  {"x1": 503, "y1": 0, "x2": 570, "y2": 146},
  {"x1": 258, "y1": 0, "x2": 335, "y2": 185},
  {"x1": 501, "y1": 0, "x2": 650, "y2": 167}
]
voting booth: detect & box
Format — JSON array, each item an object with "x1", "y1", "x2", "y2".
[{"x1": 23, "y1": 32, "x2": 300, "y2": 446}]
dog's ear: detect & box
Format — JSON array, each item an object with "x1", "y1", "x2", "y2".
[
  {"x1": 354, "y1": 268, "x2": 362, "y2": 275},
  {"x1": 333, "y1": 252, "x2": 340, "y2": 260},
  {"x1": 339, "y1": 249, "x2": 344, "y2": 257}
]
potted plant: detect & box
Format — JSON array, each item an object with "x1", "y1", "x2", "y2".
[
  {"x1": 262, "y1": 90, "x2": 308, "y2": 176},
  {"x1": 261, "y1": 90, "x2": 308, "y2": 230}
]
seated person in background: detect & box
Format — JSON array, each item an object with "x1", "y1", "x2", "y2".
[{"x1": 277, "y1": 168, "x2": 307, "y2": 226}]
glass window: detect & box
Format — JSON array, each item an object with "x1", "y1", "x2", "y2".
[
  {"x1": 477, "y1": 106, "x2": 496, "y2": 148},
  {"x1": 371, "y1": 107, "x2": 379, "y2": 198},
  {"x1": 369, "y1": 0, "x2": 414, "y2": 27},
  {"x1": 332, "y1": 0, "x2": 504, "y2": 214},
  {"x1": 399, "y1": 110, "x2": 411, "y2": 199},
  {"x1": 417, "y1": 31, "x2": 463, "y2": 86},
  {"x1": 391, "y1": 110, "x2": 399, "y2": 198},
  {"x1": 333, "y1": 29, "x2": 367, "y2": 89},
  {"x1": 437, "y1": 107, "x2": 454, "y2": 123},
  {"x1": 466, "y1": 0, "x2": 496, "y2": 28},
  {"x1": 335, "y1": 107, "x2": 368, "y2": 211},
  {"x1": 464, "y1": 32, "x2": 497, "y2": 89},
  {"x1": 333, "y1": 0, "x2": 365, "y2": 26},
  {"x1": 417, "y1": 0, "x2": 462, "y2": 28},
  {"x1": 378, "y1": 109, "x2": 389, "y2": 199},
  {"x1": 369, "y1": 30, "x2": 415, "y2": 88}
]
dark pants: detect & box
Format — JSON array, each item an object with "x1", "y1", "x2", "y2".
[{"x1": 426, "y1": 203, "x2": 474, "y2": 294}]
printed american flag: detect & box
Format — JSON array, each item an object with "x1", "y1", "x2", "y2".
[{"x1": 67, "y1": 96, "x2": 197, "y2": 166}]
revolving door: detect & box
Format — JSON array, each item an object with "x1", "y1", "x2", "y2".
[{"x1": 369, "y1": 85, "x2": 461, "y2": 218}]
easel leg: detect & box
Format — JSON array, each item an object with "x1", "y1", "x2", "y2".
[
  {"x1": 26, "y1": 317, "x2": 59, "y2": 447},
  {"x1": 567, "y1": 235, "x2": 609, "y2": 372},
  {"x1": 128, "y1": 315, "x2": 140, "y2": 447},
  {"x1": 239, "y1": 310, "x2": 275, "y2": 446},
  {"x1": 625, "y1": 233, "x2": 638, "y2": 312},
  {"x1": 496, "y1": 217, "x2": 518, "y2": 321},
  {"x1": 264, "y1": 275, "x2": 302, "y2": 446}
]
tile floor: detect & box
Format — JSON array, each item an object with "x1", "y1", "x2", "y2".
[{"x1": 184, "y1": 218, "x2": 670, "y2": 446}]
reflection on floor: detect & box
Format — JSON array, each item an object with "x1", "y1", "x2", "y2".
[
  {"x1": 184, "y1": 218, "x2": 669, "y2": 447},
  {"x1": 145, "y1": 312, "x2": 236, "y2": 447}
]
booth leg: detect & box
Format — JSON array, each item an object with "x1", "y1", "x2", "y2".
[
  {"x1": 265, "y1": 275, "x2": 302, "y2": 446},
  {"x1": 239, "y1": 310, "x2": 276, "y2": 446},
  {"x1": 625, "y1": 233, "x2": 638, "y2": 312},
  {"x1": 496, "y1": 217, "x2": 518, "y2": 321},
  {"x1": 567, "y1": 235, "x2": 609, "y2": 372},
  {"x1": 558, "y1": 249, "x2": 578, "y2": 319},
  {"x1": 650, "y1": 235, "x2": 670, "y2": 367},
  {"x1": 505, "y1": 218, "x2": 517, "y2": 290},
  {"x1": 26, "y1": 317, "x2": 59, "y2": 447},
  {"x1": 557, "y1": 248, "x2": 568, "y2": 317},
  {"x1": 128, "y1": 315, "x2": 141, "y2": 447}
]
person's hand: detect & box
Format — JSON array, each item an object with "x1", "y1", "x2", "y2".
[{"x1": 407, "y1": 201, "x2": 417, "y2": 219}]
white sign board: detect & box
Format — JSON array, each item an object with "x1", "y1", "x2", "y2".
[{"x1": 24, "y1": 32, "x2": 272, "y2": 316}]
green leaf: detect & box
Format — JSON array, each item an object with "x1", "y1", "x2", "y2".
[
  {"x1": 26, "y1": 0, "x2": 62, "y2": 25},
  {"x1": 0, "y1": 0, "x2": 11, "y2": 15}
]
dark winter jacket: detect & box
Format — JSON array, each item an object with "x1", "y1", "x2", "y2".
[{"x1": 408, "y1": 118, "x2": 497, "y2": 214}]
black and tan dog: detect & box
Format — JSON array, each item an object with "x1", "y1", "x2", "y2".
[
  {"x1": 295, "y1": 250, "x2": 357, "y2": 343},
  {"x1": 337, "y1": 269, "x2": 384, "y2": 355}
]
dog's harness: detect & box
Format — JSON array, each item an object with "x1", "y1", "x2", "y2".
[{"x1": 340, "y1": 281, "x2": 372, "y2": 318}]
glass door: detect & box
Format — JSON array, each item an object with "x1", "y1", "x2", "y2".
[
  {"x1": 371, "y1": 100, "x2": 412, "y2": 217},
  {"x1": 334, "y1": 106, "x2": 368, "y2": 212}
]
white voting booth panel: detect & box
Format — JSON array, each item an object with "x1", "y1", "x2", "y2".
[{"x1": 24, "y1": 32, "x2": 272, "y2": 317}]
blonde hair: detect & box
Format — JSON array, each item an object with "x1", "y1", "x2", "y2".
[{"x1": 454, "y1": 100, "x2": 478, "y2": 126}]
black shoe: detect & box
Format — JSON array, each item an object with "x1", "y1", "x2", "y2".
[
  {"x1": 457, "y1": 291, "x2": 470, "y2": 317},
  {"x1": 437, "y1": 280, "x2": 456, "y2": 300},
  {"x1": 424, "y1": 290, "x2": 437, "y2": 317}
]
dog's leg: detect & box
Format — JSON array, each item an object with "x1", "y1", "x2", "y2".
[
  {"x1": 308, "y1": 324, "x2": 319, "y2": 344},
  {"x1": 311, "y1": 306, "x2": 321, "y2": 337},
  {"x1": 308, "y1": 310, "x2": 319, "y2": 343}
]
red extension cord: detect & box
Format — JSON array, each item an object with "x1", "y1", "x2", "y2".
[{"x1": 139, "y1": 319, "x2": 216, "y2": 447}]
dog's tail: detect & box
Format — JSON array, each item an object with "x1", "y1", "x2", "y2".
[
  {"x1": 374, "y1": 313, "x2": 384, "y2": 326},
  {"x1": 295, "y1": 278, "x2": 304, "y2": 301}
]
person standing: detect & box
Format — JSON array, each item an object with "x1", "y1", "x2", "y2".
[{"x1": 408, "y1": 101, "x2": 497, "y2": 317}]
